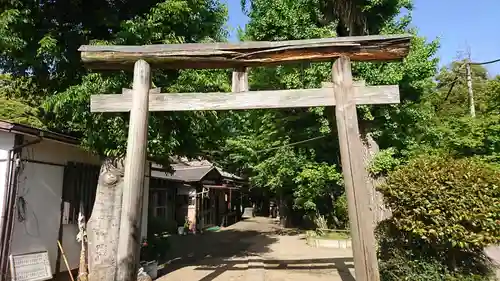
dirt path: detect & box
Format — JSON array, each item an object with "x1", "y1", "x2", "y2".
[{"x1": 156, "y1": 217, "x2": 355, "y2": 281}]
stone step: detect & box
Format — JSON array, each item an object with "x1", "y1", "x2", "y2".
[{"x1": 246, "y1": 256, "x2": 265, "y2": 281}]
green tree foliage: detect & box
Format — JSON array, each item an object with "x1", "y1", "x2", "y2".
[
  {"x1": 0, "y1": 0, "x2": 218, "y2": 90},
  {"x1": 242, "y1": 0, "x2": 412, "y2": 36},
  {"x1": 403, "y1": 64, "x2": 500, "y2": 161},
  {"x1": 370, "y1": 60, "x2": 500, "y2": 277},
  {"x1": 0, "y1": 0, "x2": 232, "y2": 165},
  {"x1": 0, "y1": 97, "x2": 45, "y2": 129},
  {"x1": 432, "y1": 61, "x2": 491, "y2": 118},
  {"x1": 0, "y1": 74, "x2": 45, "y2": 128},
  {"x1": 0, "y1": 1, "x2": 231, "y2": 166},
  {"x1": 212, "y1": 0, "x2": 438, "y2": 228},
  {"x1": 370, "y1": 63, "x2": 500, "y2": 176}
]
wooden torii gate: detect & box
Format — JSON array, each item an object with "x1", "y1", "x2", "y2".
[{"x1": 79, "y1": 34, "x2": 411, "y2": 281}]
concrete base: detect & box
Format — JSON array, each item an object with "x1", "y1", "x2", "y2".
[{"x1": 307, "y1": 238, "x2": 352, "y2": 249}]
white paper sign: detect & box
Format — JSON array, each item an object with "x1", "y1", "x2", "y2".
[{"x1": 10, "y1": 251, "x2": 52, "y2": 281}]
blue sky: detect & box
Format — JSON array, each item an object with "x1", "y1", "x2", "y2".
[{"x1": 224, "y1": 0, "x2": 500, "y2": 76}]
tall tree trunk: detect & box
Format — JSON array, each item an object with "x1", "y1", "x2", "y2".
[
  {"x1": 278, "y1": 193, "x2": 293, "y2": 228},
  {"x1": 87, "y1": 158, "x2": 125, "y2": 281},
  {"x1": 359, "y1": 122, "x2": 391, "y2": 228}
]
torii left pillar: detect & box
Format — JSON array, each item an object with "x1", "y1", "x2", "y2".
[{"x1": 116, "y1": 60, "x2": 151, "y2": 281}]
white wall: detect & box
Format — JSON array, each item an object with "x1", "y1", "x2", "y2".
[
  {"x1": 9, "y1": 137, "x2": 151, "y2": 274},
  {"x1": 15, "y1": 137, "x2": 101, "y2": 273},
  {"x1": 10, "y1": 161, "x2": 64, "y2": 274},
  {"x1": 0, "y1": 131, "x2": 15, "y2": 239},
  {"x1": 23, "y1": 135, "x2": 101, "y2": 166}
]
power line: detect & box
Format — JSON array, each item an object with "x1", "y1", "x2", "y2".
[
  {"x1": 254, "y1": 135, "x2": 326, "y2": 153},
  {"x1": 470, "y1": 58, "x2": 500, "y2": 66}
]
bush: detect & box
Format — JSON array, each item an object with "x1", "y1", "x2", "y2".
[
  {"x1": 378, "y1": 154, "x2": 500, "y2": 252},
  {"x1": 379, "y1": 251, "x2": 491, "y2": 281},
  {"x1": 333, "y1": 193, "x2": 349, "y2": 229},
  {"x1": 377, "y1": 154, "x2": 500, "y2": 280},
  {"x1": 376, "y1": 220, "x2": 495, "y2": 281}
]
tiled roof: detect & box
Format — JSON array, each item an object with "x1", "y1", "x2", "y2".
[
  {"x1": 163, "y1": 165, "x2": 215, "y2": 182},
  {"x1": 215, "y1": 167, "x2": 244, "y2": 181},
  {"x1": 151, "y1": 157, "x2": 246, "y2": 182}
]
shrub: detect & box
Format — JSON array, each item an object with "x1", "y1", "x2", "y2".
[
  {"x1": 368, "y1": 147, "x2": 401, "y2": 177},
  {"x1": 333, "y1": 193, "x2": 349, "y2": 229},
  {"x1": 376, "y1": 154, "x2": 500, "y2": 280},
  {"x1": 376, "y1": 220, "x2": 495, "y2": 281},
  {"x1": 313, "y1": 214, "x2": 328, "y2": 236},
  {"x1": 378, "y1": 154, "x2": 500, "y2": 252},
  {"x1": 378, "y1": 250, "x2": 492, "y2": 281}
]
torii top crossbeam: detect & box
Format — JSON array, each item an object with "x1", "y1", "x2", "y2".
[{"x1": 79, "y1": 34, "x2": 411, "y2": 70}]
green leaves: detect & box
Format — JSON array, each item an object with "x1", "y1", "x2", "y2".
[
  {"x1": 0, "y1": 74, "x2": 46, "y2": 128},
  {"x1": 114, "y1": 0, "x2": 227, "y2": 45},
  {"x1": 368, "y1": 147, "x2": 401, "y2": 177},
  {"x1": 244, "y1": 0, "x2": 335, "y2": 41},
  {"x1": 37, "y1": 34, "x2": 58, "y2": 58},
  {"x1": 0, "y1": 96, "x2": 45, "y2": 129},
  {"x1": 379, "y1": 154, "x2": 500, "y2": 250},
  {"x1": 23, "y1": 1, "x2": 231, "y2": 163},
  {"x1": 377, "y1": 154, "x2": 499, "y2": 280},
  {"x1": 293, "y1": 162, "x2": 342, "y2": 211}
]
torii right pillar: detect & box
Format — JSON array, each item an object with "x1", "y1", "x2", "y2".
[{"x1": 332, "y1": 56, "x2": 380, "y2": 281}]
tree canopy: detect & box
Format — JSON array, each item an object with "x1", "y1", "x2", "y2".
[
  {"x1": 1, "y1": 0, "x2": 499, "y2": 229},
  {"x1": 210, "y1": 0, "x2": 438, "y2": 226},
  {"x1": 0, "y1": 0, "x2": 234, "y2": 166},
  {"x1": 2, "y1": 0, "x2": 500, "y2": 279}
]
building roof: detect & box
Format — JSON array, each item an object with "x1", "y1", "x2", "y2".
[
  {"x1": 151, "y1": 158, "x2": 246, "y2": 183},
  {"x1": 0, "y1": 120, "x2": 247, "y2": 183},
  {"x1": 215, "y1": 167, "x2": 244, "y2": 181},
  {"x1": 0, "y1": 120, "x2": 79, "y2": 145},
  {"x1": 162, "y1": 165, "x2": 215, "y2": 183}
]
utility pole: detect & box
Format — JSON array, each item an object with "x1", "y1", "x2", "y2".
[
  {"x1": 465, "y1": 60, "x2": 476, "y2": 117},
  {"x1": 464, "y1": 46, "x2": 476, "y2": 118}
]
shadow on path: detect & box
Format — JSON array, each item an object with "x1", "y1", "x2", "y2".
[
  {"x1": 191, "y1": 257, "x2": 355, "y2": 281},
  {"x1": 157, "y1": 218, "x2": 355, "y2": 281},
  {"x1": 158, "y1": 219, "x2": 279, "y2": 277}
]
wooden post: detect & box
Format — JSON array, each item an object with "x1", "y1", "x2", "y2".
[
  {"x1": 116, "y1": 60, "x2": 151, "y2": 281},
  {"x1": 232, "y1": 67, "x2": 248, "y2": 92},
  {"x1": 332, "y1": 56, "x2": 380, "y2": 281}
]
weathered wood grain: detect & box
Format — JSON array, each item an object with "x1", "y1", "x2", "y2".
[
  {"x1": 232, "y1": 67, "x2": 248, "y2": 92},
  {"x1": 322, "y1": 80, "x2": 365, "y2": 88},
  {"x1": 90, "y1": 85, "x2": 399, "y2": 112},
  {"x1": 79, "y1": 34, "x2": 411, "y2": 69},
  {"x1": 116, "y1": 60, "x2": 151, "y2": 281},
  {"x1": 333, "y1": 56, "x2": 380, "y2": 281}
]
